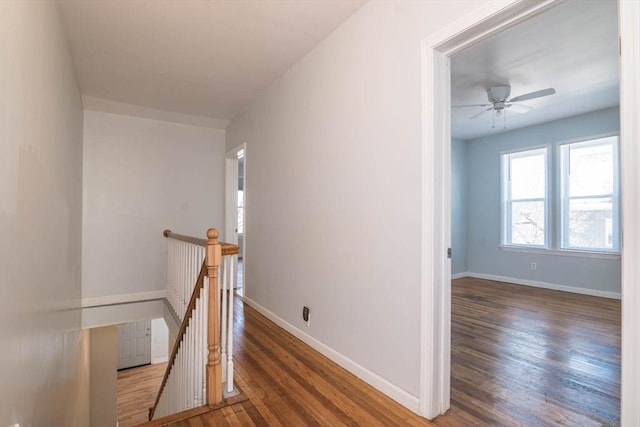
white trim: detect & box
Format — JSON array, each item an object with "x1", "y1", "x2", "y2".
[
  {"x1": 451, "y1": 272, "x2": 467, "y2": 280},
  {"x1": 458, "y1": 272, "x2": 620, "y2": 300},
  {"x1": 81, "y1": 299, "x2": 165, "y2": 329},
  {"x1": 619, "y1": 1, "x2": 640, "y2": 425},
  {"x1": 81, "y1": 290, "x2": 166, "y2": 308},
  {"x1": 500, "y1": 245, "x2": 621, "y2": 260},
  {"x1": 242, "y1": 297, "x2": 420, "y2": 412},
  {"x1": 225, "y1": 143, "x2": 247, "y2": 296},
  {"x1": 224, "y1": 148, "x2": 240, "y2": 243},
  {"x1": 501, "y1": 147, "x2": 549, "y2": 247}
]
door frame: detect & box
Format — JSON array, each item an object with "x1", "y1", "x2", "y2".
[
  {"x1": 225, "y1": 143, "x2": 247, "y2": 290},
  {"x1": 419, "y1": 0, "x2": 640, "y2": 424},
  {"x1": 224, "y1": 144, "x2": 246, "y2": 243}
]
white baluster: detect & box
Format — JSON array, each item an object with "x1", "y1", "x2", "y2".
[
  {"x1": 220, "y1": 256, "x2": 228, "y2": 384},
  {"x1": 180, "y1": 337, "x2": 184, "y2": 410},
  {"x1": 186, "y1": 323, "x2": 191, "y2": 409},
  {"x1": 181, "y1": 242, "x2": 187, "y2": 319},
  {"x1": 177, "y1": 242, "x2": 182, "y2": 318},
  {"x1": 168, "y1": 240, "x2": 173, "y2": 313},
  {"x1": 181, "y1": 242, "x2": 186, "y2": 318},
  {"x1": 227, "y1": 254, "x2": 235, "y2": 393},
  {"x1": 194, "y1": 292, "x2": 201, "y2": 406},
  {"x1": 197, "y1": 290, "x2": 202, "y2": 406},
  {"x1": 202, "y1": 276, "x2": 209, "y2": 401},
  {"x1": 191, "y1": 321, "x2": 195, "y2": 409}
]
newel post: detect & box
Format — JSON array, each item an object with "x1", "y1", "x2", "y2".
[{"x1": 205, "y1": 228, "x2": 223, "y2": 405}]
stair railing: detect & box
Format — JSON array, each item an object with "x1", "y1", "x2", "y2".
[{"x1": 149, "y1": 228, "x2": 239, "y2": 420}]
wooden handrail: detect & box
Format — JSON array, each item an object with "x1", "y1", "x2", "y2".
[
  {"x1": 163, "y1": 229, "x2": 240, "y2": 256},
  {"x1": 149, "y1": 261, "x2": 207, "y2": 420}
]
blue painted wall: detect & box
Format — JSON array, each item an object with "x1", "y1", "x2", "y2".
[
  {"x1": 451, "y1": 138, "x2": 468, "y2": 275},
  {"x1": 462, "y1": 107, "x2": 621, "y2": 294}
]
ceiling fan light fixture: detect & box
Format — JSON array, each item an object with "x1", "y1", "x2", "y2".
[
  {"x1": 487, "y1": 85, "x2": 510, "y2": 102},
  {"x1": 453, "y1": 84, "x2": 555, "y2": 126}
]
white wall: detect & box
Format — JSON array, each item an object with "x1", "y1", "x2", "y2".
[
  {"x1": 89, "y1": 326, "x2": 118, "y2": 427},
  {"x1": 151, "y1": 318, "x2": 169, "y2": 364},
  {"x1": 83, "y1": 110, "x2": 226, "y2": 299},
  {"x1": 226, "y1": 0, "x2": 492, "y2": 403},
  {"x1": 465, "y1": 108, "x2": 621, "y2": 295},
  {"x1": 0, "y1": 1, "x2": 88, "y2": 425}
]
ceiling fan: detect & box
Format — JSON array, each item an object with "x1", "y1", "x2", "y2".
[{"x1": 454, "y1": 85, "x2": 556, "y2": 120}]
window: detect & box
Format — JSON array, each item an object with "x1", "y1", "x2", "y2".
[
  {"x1": 502, "y1": 148, "x2": 548, "y2": 247},
  {"x1": 561, "y1": 137, "x2": 619, "y2": 252},
  {"x1": 500, "y1": 135, "x2": 620, "y2": 254}
]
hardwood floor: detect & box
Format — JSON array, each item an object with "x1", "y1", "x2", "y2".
[
  {"x1": 449, "y1": 277, "x2": 620, "y2": 426},
  {"x1": 141, "y1": 278, "x2": 621, "y2": 426},
  {"x1": 118, "y1": 362, "x2": 167, "y2": 427}
]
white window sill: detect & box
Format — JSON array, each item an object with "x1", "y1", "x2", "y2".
[{"x1": 499, "y1": 245, "x2": 621, "y2": 260}]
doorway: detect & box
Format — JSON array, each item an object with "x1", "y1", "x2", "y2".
[
  {"x1": 117, "y1": 320, "x2": 151, "y2": 370},
  {"x1": 225, "y1": 144, "x2": 246, "y2": 296},
  {"x1": 419, "y1": 0, "x2": 640, "y2": 423}
]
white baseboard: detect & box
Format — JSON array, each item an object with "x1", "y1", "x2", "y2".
[
  {"x1": 242, "y1": 297, "x2": 420, "y2": 413},
  {"x1": 451, "y1": 272, "x2": 468, "y2": 279},
  {"x1": 81, "y1": 290, "x2": 166, "y2": 308},
  {"x1": 152, "y1": 356, "x2": 169, "y2": 364},
  {"x1": 459, "y1": 272, "x2": 621, "y2": 300}
]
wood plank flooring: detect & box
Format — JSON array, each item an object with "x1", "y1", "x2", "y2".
[
  {"x1": 449, "y1": 277, "x2": 620, "y2": 426},
  {"x1": 139, "y1": 278, "x2": 621, "y2": 426},
  {"x1": 118, "y1": 362, "x2": 167, "y2": 427}
]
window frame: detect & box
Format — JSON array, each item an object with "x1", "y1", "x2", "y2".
[
  {"x1": 501, "y1": 146, "x2": 550, "y2": 249},
  {"x1": 559, "y1": 136, "x2": 620, "y2": 253}
]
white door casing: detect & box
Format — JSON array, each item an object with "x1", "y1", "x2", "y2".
[
  {"x1": 618, "y1": 1, "x2": 640, "y2": 425},
  {"x1": 225, "y1": 152, "x2": 240, "y2": 245},
  {"x1": 420, "y1": 0, "x2": 640, "y2": 424},
  {"x1": 225, "y1": 144, "x2": 246, "y2": 294}
]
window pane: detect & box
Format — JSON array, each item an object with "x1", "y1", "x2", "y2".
[
  {"x1": 568, "y1": 197, "x2": 613, "y2": 249},
  {"x1": 569, "y1": 143, "x2": 613, "y2": 197},
  {"x1": 511, "y1": 201, "x2": 545, "y2": 245},
  {"x1": 511, "y1": 153, "x2": 545, "y2": 199}
]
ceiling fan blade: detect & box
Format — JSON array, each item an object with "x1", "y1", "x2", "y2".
[
  {"x1": 452, "y1": 103, "x2": 492, "y2": 108},
  {"x1": 509, "y1": 88, "x2": 556, "y2": 103},
  {"x1": 507, "y1": 103, "x2": 532, "y2": 114},
  {"x1": 469, "y1": 107, "x2": 493, "y2": 119}
]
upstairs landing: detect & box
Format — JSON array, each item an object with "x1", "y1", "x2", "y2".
[{"x1": 137, "y1": 298, "x2": 428, "y2": 426}]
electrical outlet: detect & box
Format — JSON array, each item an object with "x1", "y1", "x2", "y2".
[
  {"x1": 531, "y1": 262, "x2": 537, "y2": 270},
  {"x1": 302, "y1": 306, "x2": 310, "y2": 322}
]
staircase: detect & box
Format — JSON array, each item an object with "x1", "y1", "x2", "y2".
[{"x1": 148, "y1": 228, "x2": 239, "y2": 421}]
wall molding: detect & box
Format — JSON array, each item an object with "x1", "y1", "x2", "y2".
[
  {"x1": 457, "y1": 272, "x2": 621, "y2": 300},
  {"x1": 81, "y1": 299, "x2": 165, "y2": 329},
  {"x1": 81, "y1": 290, "x2": 166, "y2": 308},
  {"x1": 242, "y1": 297, "x2": 420, "y2": 413},
  {"x1": 152, "y1": 356, "x2": 169, "y2": 364},
  {"x1": 83, "y1": 96, "x2": 229, "y2": 129}
]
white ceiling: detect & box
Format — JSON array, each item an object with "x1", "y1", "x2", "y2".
[
  {"x1": 58, "y1": 0, "x2": 366, "y2": 122},
  {"x1": 451, "y1": 0, "x2": 619, "y2": 141}
]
